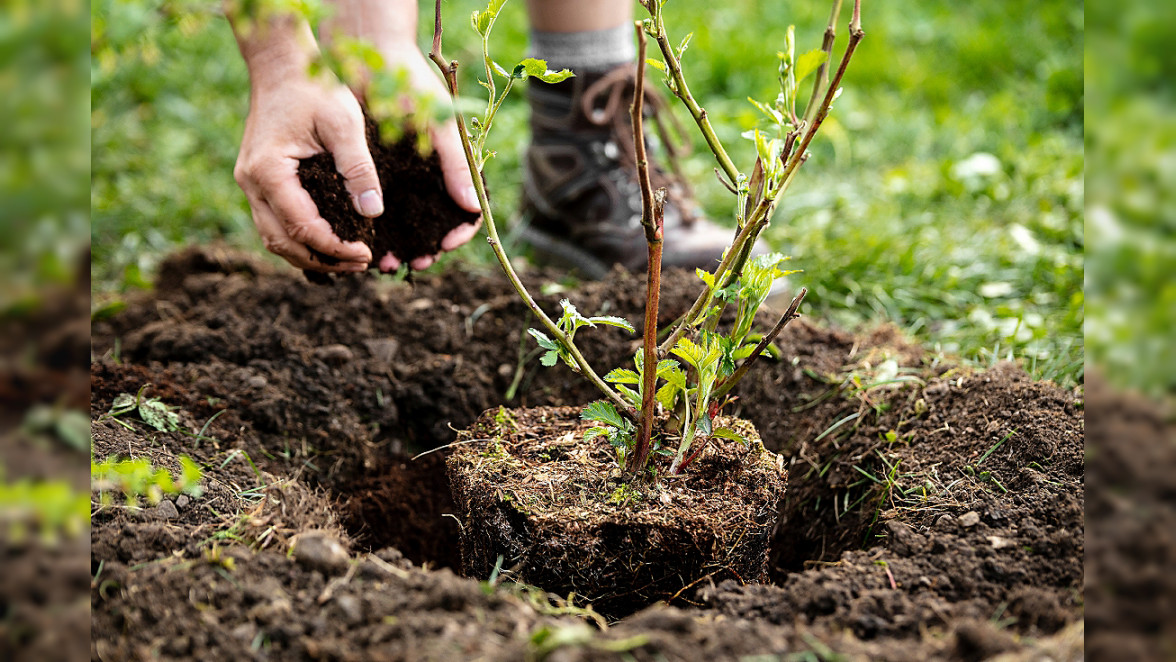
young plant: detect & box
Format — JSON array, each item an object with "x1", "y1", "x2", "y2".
[
  {"x1": 90, "y1": 455, "x2": 204, "y2": 508},
  {"x1": 430, "y1": 0, "x2": 863, "y2": 478}
]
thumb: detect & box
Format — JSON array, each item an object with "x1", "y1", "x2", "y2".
[
  {"x1": 432, "y1": 120, "x2": 481, "y2": 213},
  {"x1": 320, "y1": 115, "x2": 384, "y2": 218}
]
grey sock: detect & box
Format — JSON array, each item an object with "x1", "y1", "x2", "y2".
[{"x1": 529, "y1": 23, "x2": 635, "y2": 73}]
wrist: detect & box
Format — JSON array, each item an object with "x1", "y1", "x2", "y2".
[
  {"x1": 317, "y1": 0, "x2": 417, "y2": 54},
  {"x1": 233, "y1": 14, "x2": 318, "y2": 91}
]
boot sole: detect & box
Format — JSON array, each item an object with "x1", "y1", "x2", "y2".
[{"x1": 517, "y1": 222, "x2": 614, "y2": 280}]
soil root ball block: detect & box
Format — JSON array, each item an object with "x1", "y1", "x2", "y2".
[
  {"x1": 446, "y1": 406, "x2": 787, "y2": 618},
  {"x1": 296, "y1": 117, "x2": 480, "y2": 270}
]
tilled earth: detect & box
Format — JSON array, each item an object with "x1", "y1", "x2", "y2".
[{"x1": 89, "y1": 247, "x2": 1085, "y2": 661}]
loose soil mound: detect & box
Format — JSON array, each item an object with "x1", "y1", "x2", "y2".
[{"x1": 90, "y1": 247, "x2": 1085, "y2": 660}]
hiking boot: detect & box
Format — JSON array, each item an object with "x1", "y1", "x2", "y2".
[{"x1": 519, "y1": 64, "x2": 734, "y2": 279}]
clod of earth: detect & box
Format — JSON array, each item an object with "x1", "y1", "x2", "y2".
[
  {"x1": 447, "y1": 406, "x2": 786, "y2": 618},
  {"x1": 297, "y1": 115, "x2": 480, "y2": 276}
]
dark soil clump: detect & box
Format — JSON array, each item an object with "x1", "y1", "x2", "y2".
[
  {"x1": 297, "y1": 116, "x2": 479, "y2": 271},
  {"x1": 448, "y1": 406, "x2": 785, "y2": 617},
  {"x1": 89, "y1": 247, "x2": 1086, "y2": 660}
]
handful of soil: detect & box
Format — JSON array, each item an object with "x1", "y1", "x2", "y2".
[{"x1": 297, "y1": 116, "x2": 480, "y2": 280}]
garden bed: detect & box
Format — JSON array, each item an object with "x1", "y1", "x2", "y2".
[{"x1": 90, "y1": 247, "x2": 1084, "y2": 660}]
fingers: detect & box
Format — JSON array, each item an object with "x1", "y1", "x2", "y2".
[
  {"x1": 250, "y1": 196, "x2": 368, "y2": 273},
  {"x1": 378, "y1": 252, "x2": 402, "y2": 273},
  {"x1": 431, "y1": 120, "x2": 482, "y2": 213},
  {"x1": 318, "y1": 109, "x2": 384, "y2": 218},
  {"x1": 441, "y1": 219, "x2": 482, "y2": 252},
  {"x1": 254, "y1": 160, "x2": 372, "y2": 264}
]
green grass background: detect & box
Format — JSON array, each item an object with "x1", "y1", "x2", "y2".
[{"x1": 91, "y1": 0, "x2": 1084, "y2": 387}]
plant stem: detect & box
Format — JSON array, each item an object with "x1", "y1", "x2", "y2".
[
  {"x1": 427, "y1": 0, "x2": 635, "y2": 421},
  {"x1": 777, "y1": 0, "x2": 863, "y2": 196},
  {"x1": 801, "y1": 0, "x2": 843, "y2": 125},
  {"x1": 630, "y1": 22, "x2": 663, "y2": 476},
  {"x1": 713, "y1": 287, "x2": 807, "y2": 399},
  {"x1": 664, "y1": 1, "x2": 863, "y2": 350},
  {"x1": 640, "y1": 2, "x2": 740, "y2": 187},
  {"x1": 658, "y1": 195, "x2": 772, "y2": 355}
]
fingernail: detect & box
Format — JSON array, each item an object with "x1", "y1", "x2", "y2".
[
  {"x1": 460, "y1": 186, "x2": 479, "y2": 211},
  {"x1": 346, "y1": 263, "x2": 368, "y2": 272},
  {"x1": 357, "y1": 189, "x2": 384, "y2": 217}
]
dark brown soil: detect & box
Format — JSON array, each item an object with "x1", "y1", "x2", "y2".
[
  {"x1": 89, "y1": 247, "x2": 1086, "y2": 660},
  {"x1": 297, "y1": 116, "x2": 479, "y2": 272},
  {"x1": 448, "y1": 406, "x2": 785, "y2": 617},
  {"x1": 1, "y1": 252, "x2": 91, "y2": 662},
  {"x1": 1085, "y1": 377, "x2": 1176, "y2": 660}
]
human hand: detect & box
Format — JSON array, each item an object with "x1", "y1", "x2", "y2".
[
  {"x1": 359, "y1": 44, "x2": 483, "y2": 272},
  {"x1": 235, "y1": 60, "x2": 380, "y2": 273}
]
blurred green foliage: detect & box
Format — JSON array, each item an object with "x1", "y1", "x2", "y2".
[
  {"x1": 91, "y1": 454, "x2": 204, "y2": 507},
  {"x1": 90, "y1": 0, "x2": 1083, "y2": 386},
  {"x1": 1085, "y1": 0, "x2": 1176, "y2": 399},
  {"x1": 0, "y1": 0, "x2": 89, "y2": 310},
  {"x1": 0, "y1": 469, "x2": 90, "y2": 546}
]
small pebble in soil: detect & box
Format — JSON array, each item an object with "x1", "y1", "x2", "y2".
[
  {"x1": 291, "y1": 531, "x2": 351, "y2": 574},
  {"x1": 314, "y1": 344, "x2": 354, "y2": 365},
  {"x1": 363, "y1": 338, "x2": 400, "y2": 366},
  {"x1": 332, "y1": 594, "x2": 364, "y2": 626},
  {"x1": 175, "y1": 494, "x2": 190, "y2": 510},
  {"x1": 145, "y1": 499, "x2": 179, "y2": 521},
  {"x1": 958, "y1": 511, "x2": 981, "y2": 527},
  {"x1": 987, "y1": 535, "x2": 1015, "y2": 549}
]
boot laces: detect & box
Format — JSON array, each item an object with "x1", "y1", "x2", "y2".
[{"x1": 579, "y1": 65, "x2": 698, "y2": 224}]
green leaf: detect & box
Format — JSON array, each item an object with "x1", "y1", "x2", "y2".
[
  {"x1": 584, "y1": 426, "x2": 612, "y2": 442},
  {"x1": 753, "y1": 128, "x2": 774, "y2": 167},
  {"x1": 178, "y1": 455, "x2": 204, "y2": 497},
  {"x1": 54, "y1": 411, "x2": 91, "y2": 452},
  {"x1": 604, "y1": 368, "x2": 640, "y2": 384},
  {"x1": 91, "y1": 300, "x2": 126, "y2": 321},
  {"x1": 795, "y1": 48, "x2": 827, "y2": 83},
  {"x1": 676, "y1": 32, "x2": 693, "y2": 57},
  {"x1": 695, "y1": 413, "x2": 713, "y2": 437},
  {"x1": 139, "y1": 398, "x2": 180, "y2": 432},
  {"x1": 557, "y1": 299, "x2": 584, "y2": 330},
  {"x1": 656, "y1": 382, "x2": 680, "y2": 411},
  {"x1": 671, "y1": 336, "x2": 700, "y2": 363},
  {"x1": 660, "y1": 362, "x2": 687, "y2": 389},
  {"x1": 582, "y1": 401, "x2": 624, "y2": 428},
  {"x1": 540, "y1": 351, "x2": 559, "y2": 367},
  {"x1": 617, "y1": 385, "x2": 641, "y2": 407},
  {"x1": 535, "y1": 69, "x2": 574, "y2": 83},
  {"x1": 747, "y1": 97, "x2": 784, "y2": 125},
  {"x1": 712, "y1": 427, "x2": 750, "y2": 446},
  {"x1": 588, "y1": 315, "x2": 635, "y2": 333},
  {"x1": 527, "y1": 328, "x2": 558, "y2": 351},
  {"x1": 695, "y1": 267, "x2": 716, "y2": 290},
  {"x1": 474, "y1": 10, "x2": 492, "y2": 36},
  {"x1": 715, "y1": 281, "x2": 740, "y2": 301},
  {"x1": 491, "y1": 61, "x2": 511, "y2": 79},
  {"x1": 110, "y1": 393, "x2": 136, "y2": 415},
  {"x1": 514, "y1": 58, "x2": 574, "y2": 83},
  {"x1": 656, "y1": 359, "x2": 681, "y2": 377},
  {"x1": 733, "y1": 343, "x2": 759, "y2": 361},
  {"x1": 646, "y1": 58, "x2": 666, "y2": 72},
  {"x1": 473, "y1": 0, "x2": 507, "y2": 36}
]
